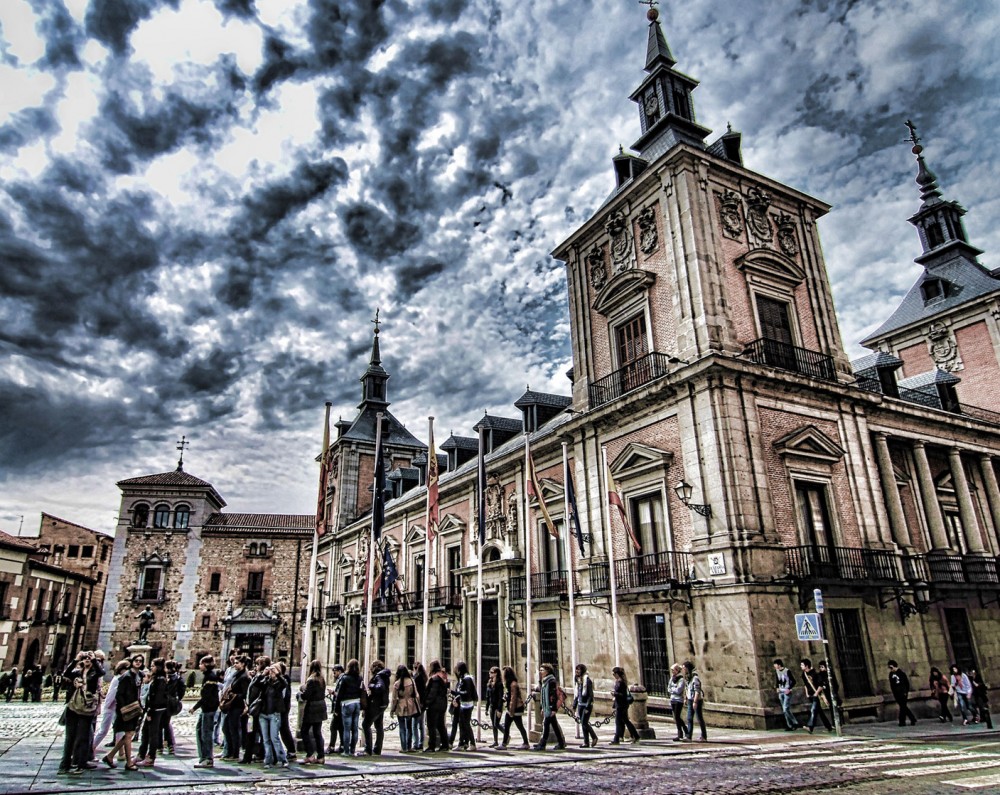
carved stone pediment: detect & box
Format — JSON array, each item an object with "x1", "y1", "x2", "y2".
[
  {"x1": 609, "y1": 442, "x2": 674, "y2": 480},
  {"x1": 774, "y1": 426, "x2": 845, "y2": 463},
  {"x1": 734, "y1": 249, "x2": 805, "y2": 287},
  {"x1": 593, "y1": 269, "x2": 656, "y2": 316},
  {"x1": 438, "y1": 513, "x2": 467, "y2": 536}
]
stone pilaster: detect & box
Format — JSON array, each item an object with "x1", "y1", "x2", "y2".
[
  {"x1": 913, "y1": 441, "x2": 950, "y2": 551},
  {"x1": 873, "y1": 433, "x2": 908, "y2": 548},
  {"x1": 949, "y1": 448, "x2": 985, "y2": 554}
]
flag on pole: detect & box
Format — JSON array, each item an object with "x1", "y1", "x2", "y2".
[
  {"x1": 381, "y1": 541, "x2": 398, "y2": 601},
  {"x1": 373, "y1": 436, "x2": 386, "y2": 544},
  {"x1": 607, "y1": 462, "x2": 641, "y2": 553},
  {"x1": 427, "y1": 423, "x2": 439, "y2": 542},
  {"x1": 526, "y1": 443, "x2": 559, "y2": 538},
  {"x1": 477, "y1": 425, "x2": 487, "y2": 546},
  {"x1": 566, "y1": 468, "x2": 585, "y2": 555},
  {"x1": 315, "y1": 403, "x2": 332, "y2": 537}
]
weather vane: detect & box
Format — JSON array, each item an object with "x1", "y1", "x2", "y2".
[
  {"x1": 638, "y1": 0, "x2": 659, "y2": 9},
  {"x1": 904, "y1": 119, "x2": 921, "y2": 148},
  {"x1": 176, "y1": 435, "x2": 189, "y2": 471},
  {"x1": 371, "y1": 308, "x2": 381, "y2": 335}
]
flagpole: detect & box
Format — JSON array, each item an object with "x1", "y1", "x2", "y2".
[
  {"x1": 523, "y1": 433, "x2": 534, "y2": 733},
  {"x1": 363, "y1": 411, "x2": 384, "y2": 686},
  {"x1": 561, "y1": 440, "x2": 578, "y2": 697},
  {"x1": 421, "y1": 417, "x2": 435, "y2": 667},
  {"x1": 303, "y1": 402, "x2": 331, "y2": 684},
  {"x1": 600, "y1": 444, "x2": 621, "y2": 668},
  {"x1": 475, "y1": 425, "x2": 485, "y2": 744}
]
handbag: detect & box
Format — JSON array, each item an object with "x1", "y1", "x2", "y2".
[
  {"x1": 247, "y1": 697, "x2": 262, "y2": 718},
  {"x1": 68, "y1": 686, "x2": 98, "y2": 716},
  {"x1": 120, "y1": 700, "x2": 143, "y2": 720},
  {"x1": 818, "y1": 692, "x2": 830, "y2": 709},
  {"x1": 219, "y1": 688, "x2": 236, "y2": 713}
]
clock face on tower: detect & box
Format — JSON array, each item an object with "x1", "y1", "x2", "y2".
[{"x1": 644, "y1": 91, "x2": 659, "y2": 118}]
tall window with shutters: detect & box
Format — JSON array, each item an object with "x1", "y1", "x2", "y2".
[{"x1": 615, "y1": 313, "x2": 649, "y2": 391}]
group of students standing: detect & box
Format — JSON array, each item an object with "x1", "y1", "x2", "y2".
[{"x1": 894, "y1": 660, "x2": 993, "y2": 728}]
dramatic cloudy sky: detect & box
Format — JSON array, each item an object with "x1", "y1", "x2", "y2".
[{"x1": 2, "y1": 0, "x2": 998, "y2": 535}]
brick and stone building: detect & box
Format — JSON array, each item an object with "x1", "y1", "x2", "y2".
[
  {"x1": 308, "y1": 9, "x2": 1000, "y2": 728},
  {"x1": 97, "y1": 463, "x2": 313, "y2": 668}
]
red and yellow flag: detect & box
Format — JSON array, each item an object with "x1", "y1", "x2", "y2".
[
  {"x1": 426, "y1": 420, "x2": 439, "y2": 542},
  {"x1": 607, "y1": 462, "x2": 641, "y2": 553},
  {"x1": 527, "y1": 444, "x2": 559, "y2": 538}
]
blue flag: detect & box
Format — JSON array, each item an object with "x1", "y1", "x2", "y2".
[
  {"x1": 372, "y1": 437, "x2": 385, "y2": 543},
  {"x1": 477, "y1": 425, "x2": 486, "y2": 546},
  {"x1": 566, "y1": 469, "x2": 585, "y2": 555}
]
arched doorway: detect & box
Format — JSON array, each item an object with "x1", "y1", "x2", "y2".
[{"x1": 23, "y1": 638, "x2": 40, "y2": 670}]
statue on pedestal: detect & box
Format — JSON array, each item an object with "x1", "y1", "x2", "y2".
[{"x1": 135, "y1": 606, "x2": 156, "y2": 643}]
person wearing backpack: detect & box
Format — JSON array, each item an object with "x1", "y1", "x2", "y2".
[
  {"x1": 454, "y1": 661, "x2": 478, "y2": 751},
  {"x1": 363, "y1": 660, "x2": 391, "y2": 755},
  {"x1": 610, "y1": 666, "x2": 640, "y2": 745},
  {"x1": 574, "y1": 663, "x2": 598, "y2": 747},
  {"x1": 773, "y1": 659, "x2": 799, "y2": 730},
  {"x1": 58, "y1": 655, "x2": 101, "y2": 774},
  {"x1": 532, "y1": 663, "x2": 566, "y2": 751}
]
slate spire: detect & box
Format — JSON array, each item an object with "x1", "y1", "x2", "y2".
[{"x1": 359, "y1": 309, "x2": 389, "y2": 409}]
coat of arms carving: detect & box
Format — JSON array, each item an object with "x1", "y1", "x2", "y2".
[
  {"x1": 604, "y1": 209, "x2": 635, "y2": 273},
  {"x1": 776, "y1": 213, "x2": 799, "y2": 256},
  {"x1": 586, "y1": 245, "x2": 607, "y2": 291},
  {"x1": 745, "y1": 186, "x2": 773, "y2": 243},
  {"x1": 485, "y1": 472, "x2": 508, "y2": 539},
  {"x1": 637, "y1": 205, "x2": 659, "y2": 255},
  {"x1": 927, "y1": 321, "x2": 963, "y2": 372},
  {"x1": 718, "y1": 190, "x2": 743, "y2": 240}
]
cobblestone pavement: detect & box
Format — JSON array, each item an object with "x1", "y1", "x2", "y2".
[{"x1": 2, "y1": 701, "x2": 1000, "y2": 795}]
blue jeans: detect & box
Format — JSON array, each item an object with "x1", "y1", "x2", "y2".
[
  {"x1": 196, "y1": 711, "x2": 216, "y2": 761},
  {"x1": 398, "y1": 715, "x2": 416, "y2": 750},
  {"x1": 341, "y1": 701, "x2": 361, "y2": 755},
  {"x1": 259, "y1": 712, "x2": 287, "y2": 766},
  {"x1": 779, "y1": 691, "x2": 798, "y2": 728},
  {"x1": 414, "y1": 711, "x2": 425, "y2": 748},
  {"x1": 956, "y1": 692, "x2": 973, "y2": 722},
  {"x1": 687, "y1": 700, "x2": 706, "y2": 740}
]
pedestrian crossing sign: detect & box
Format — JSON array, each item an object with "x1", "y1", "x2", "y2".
[{"x1": 795, "y1": 612, "x2": 822, "y2": 642}]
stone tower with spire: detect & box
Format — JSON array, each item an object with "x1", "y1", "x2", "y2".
[{"x1": 860, "y1": 123, "x2": 1000, "y2": 413}]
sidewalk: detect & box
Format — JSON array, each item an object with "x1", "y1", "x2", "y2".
[{"x1": 0, "y1": 701, "x2": 996, "y2": 794}]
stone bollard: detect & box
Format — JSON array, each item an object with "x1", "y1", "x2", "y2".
[
  {"x1": 529, "y1": 685, "x2": 542, "y2": 743},
  {"x1": 629, "y1": 686, "x2": 656, "y2": 739}
]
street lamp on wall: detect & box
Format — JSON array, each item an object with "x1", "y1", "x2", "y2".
[{"x1": 675, "y1": 480, "x2": 711, "y2": 518}]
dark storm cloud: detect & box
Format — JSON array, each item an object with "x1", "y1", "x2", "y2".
[
  {"x1": 341, "y1": 202, "x2": 420, "y2": 261},
  {"x1": 180, "y1": 347, "x2": 243, "y2": 393},
  {"x1": 85, "y1": 0, "x2": 178, "y2": 56},
  {"x1": 307, "y1": 0, "x2": 390, "y2": 69},
  {"x1": 214, "y1": 0, "x2": 256, "y2": 19},
  {"x1": 396, "y1": 259, "x2": 445, "y2": 297},
  {"x1": 256, "y1": 356, "x2": 353, "y2": 430},
  {"x1": 0, "y1": 106, "x2": 58, "y2": 153},
  {"x1": 251, "y1": 34, "x2": 306, "y2": 96},
  {"x1": 29, "y1": 0, "x2": 84, "y2": 69}
]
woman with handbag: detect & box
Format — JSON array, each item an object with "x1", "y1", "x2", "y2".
[
  {"x1": 499, "y1": 666, "x2": 529, "y2": 749},
  {"x1": 258, "y1": 664, "x2": 289, "y2": 768},
  {"x1": 103, "y1": 661, "x2": 141, "y2": 771},
  {"x1": 390, "y1": 664, "x2": 421, "y2": 752},
  {"x1": 299, "y1": 660, "x2": 328, "y2": 764},
  {"x1": 485, "y1": 666, "x2": 504, "y2": 748},
  {"x1": 58, "y1": 655, "x2": 101, "y2": 774},
  {"x1": 610, "y1": 666, "x2": 640, "y2": 745}
]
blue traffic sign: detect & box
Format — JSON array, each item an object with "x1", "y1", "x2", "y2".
[{"x1": 795, "y1": 612, "x2": 822, "y2": 642}]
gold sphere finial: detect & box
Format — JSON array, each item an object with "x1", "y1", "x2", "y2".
[{"x1": 647, "y1": 7, "x2": 659, "y2": 22}]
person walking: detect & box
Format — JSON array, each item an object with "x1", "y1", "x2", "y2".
[
  {"x1": 276, "y1": 662, "x2": 296, "y2": 762},
  {"x1": 949, "y1": 663, "x2": 974, "y2": 725},
  {"x1": 668, "y1": 663, "x2": 690, "y2": 741},
  {"x1": 102, "y1": 660, "x2": 141, "y2": 771},
  {"x1": 773, "y1": 659, "x2": 799, "y2": 730},
  {"x1": 817, "y1": 661, "x2": 842, "y2": 726},
  {"x1": 326, "y1": 662, "x2": 345, "y2": 754},
  {"x1": 191, "y1": 655, "x2": 220, "y2": 768},
  {"x1": 221, "y1": 655, "x2": 250, "y2": 762},
  {"x1": 258, "y1": 664, "x2": 289, "y2": 769},
  {"x1": 929, "y1": 667, "x2": 953, "y2": 723},
  {"x1": 390, "y1": 664, "x2": 420, "y2": 752},
  {"x1": 412, "y1": 661, "x2": 428, "y2": 752},
  {"x1": 968, "y1": 666, "x2": 993, "y2": 729},
  {"x1": 363, "y1": 660, "x2": 391, "y2": 755},
  {"x1": 610, "y1": 666, "x2": 640, "y2": 745},
  {"x1": 58, "y1": 655, "x2": 100, "y2": 774},
  {"x1": 136, "y1": 657, "x2": 170, "y2": 767},
  {"x1": 453, "y1": 661, "x2": 478, "y2": 751},
  {"x1": 424, "y1": 660, "x2": 450, "y2": 753},
  {"x1": 685, "y1": 661, "x2": 707, "y2": 742},
  {"x1": 500, "y1": 665, "x2": 529, "y2": 749},
  {"x1": 485, "y1": 666, "x2": 504, "y2": 748},
  {"x1": 337, "y1": 659, "x2": 364, "y2": 757},
  {"x1": 2, "y1": 666, "x2": 16, "y2": 701},
  {"x1": 574, "y1": 663, "x2": 598, "y2": 747},
  {"x1": 299, "y1": 659, "x2": 328, "y2": 764},
  {"x1": 160, "y1": 659, "x2": 185, "y2": 755},
  {"x1": 532, "y1": 663, "x2": 566, "y2": 751},
  {"x1": 888, "y1": 660, "x2": 917, "y2": 726},
  {"x1": 801, "y1": 659, "x2": 833, "y2": 733},
  {"x1": 217, "y1": 650, "x2": 238, "y2": 753},
  {"x1": 93, "y1": 660, "x2": 123, "y2": 752}
]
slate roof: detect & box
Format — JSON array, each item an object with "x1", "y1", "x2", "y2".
[
  {"x1": 440, "y1": 435, "x2": 478, "y2": 451},
  {"x1": 513, "y1": 390, "x2": 573, "y2": 410},
  {"x1": 898, "y1": 369, "x2": 961, "y2": 389},
  {"x1": 338, "y1": 406, "x2": 425, "y2": 449},
  {"x1": 472, "y1": 414, "x2": 523, "y2": 433},
  {"x1": 117, "y1": 469, "x2": 216, "y2": 489},
  {"x1": 861, "y1": 254, "x2": 1000, "y2": 344},
  {"x1": 851, "y1": 351, "x2": 904, "y2": 373},
  {"x1": 0, "y1": 530, "x2": 37, "y2": 552},
  {"x1": 203, "y1": 513, "x2": 314, "y2": 534}
]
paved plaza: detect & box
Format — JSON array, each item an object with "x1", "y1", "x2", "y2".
[{"x1": 2, "y1": 701, "x2": 1000, "y2": 794}]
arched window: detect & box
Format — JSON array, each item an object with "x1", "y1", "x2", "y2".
[
  {"x1": 249, "y1": 542, "x2": 259, "y2": 556},
  {"x1": 132, "y1": 504, "x2": 150, "y2": 528},
  {"x1": 173, "y1": 504, "x2": 190, "y2": 529},
  {"x1": 153, "y1": 504, "x2": 170, "y2": 528}
]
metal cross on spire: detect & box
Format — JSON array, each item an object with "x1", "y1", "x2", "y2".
[
  {"x1": 904, "y1": 119, "x2": 921, "y2": 148},
  {"x1": 371, "y1": 308, "x2": 381, "y2": 335},
  {"x1": 637, "y1": 0, "x2": 659, "y2": 9},
  {"x1": 176, "y1": 435, "x2": 189, "y2": 471}
]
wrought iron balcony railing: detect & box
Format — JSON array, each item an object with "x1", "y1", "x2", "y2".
[
  {"x1": 589, "y1": 551, "x2": 693, "y2": 592},
  {"x1": 589, "y1": 352, "x2": 676, "y2": 409},
  {"x1": 854, "y1": 377, "x2": 1000, "y2": 427},
  {"x1": 902, "y1": 553, "x2": 1000, "y2": 587},
  {"x1": 785, "y1": 545, "x2": 901, "y2": 583},
  {"x1": 133, "y1": 587, "x2": 166, "y2": 603},
  {"x1": 324, "y1": 603, "x2": 343, "y2": 621},
  {"x1": 509, "y1": 570, "x2": 576, "y2": 601},
  {"x1": 741, "y1": 338, "x2": 837, "y2": 382}
]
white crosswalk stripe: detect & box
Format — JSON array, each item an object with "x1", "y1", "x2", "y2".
[
  {"x1": 943, "y1": 772, "x2": 1000, "y2": 789},
  {"x1": 884, "y1": 760, "x2": 1000, "y2": 778}
]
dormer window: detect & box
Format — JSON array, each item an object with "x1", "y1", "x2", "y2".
[{"x1": 920, "y1": 277, "x2": 945, "y2": 303}]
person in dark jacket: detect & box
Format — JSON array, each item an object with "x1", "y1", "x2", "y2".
[
  {"x1": 221, "y1": 656, "x2": 250, "y2": 761},
  {"x1": 102, "y1": 660, "x2": 140, "y2": 771},
  {"x1": 363, "y1": 660, "x2": 391, "y2": 755},
  {"x1": 277, "y1": 662, "x2": 296, "y2": 761},
  {"x1": 968, "y1": 666, "x2": 993, "y2": 729},
  {"x1": 326, "y1": 663, "x2": 345, "y2": 754},
  {"x1": 136, "y1": 657, "x2": 169, "y2": 766},
  {"x1": 241, "y1": 656, "x2": 270, "y2": 763},
  {"x1": 423, "y1": 660, "x2": 450, "y2": 752},
  {"x1": 2, "y1": 666, "x2": 16, "y2": 701},
  {"x1": 485, "y1": 666, "x2": 503, "y2": 748},
  {"x1": 299, "y1": 660, "x2": 328, "y2": 764},
  {"x1": 259, "y1": 665, "x2": 289, "y2": 768},
  {"x1": 574, "y1": 663, "x2": 599, "y2": 747},
  {"x1": 412, "y1": 662, "x2": 428, "y2": 751},
  {"x1": 58, "y1": 655, "x2": 101, "y2": 774},
  {"x1": 191, "y1": 655, "x2": 220, "y2": 768},
  {"x1": 160, "y1": 660, "x2": 185, "y2": 754},
  {"x1": 532, "y1": 663, "x2": 565, "y2": 751},
  {"x1": 453, "y1": 660, "x2": 478, "y2": 751},
  {"x1": 888, "y1": 660, "x2": 917, "y2": 726},
  {"x1": 337, "y1": 659, "x2": 364, "y2": 756},
  {"x1": 610, "y1": 666, "x2": 640, "y2": 744},
  {"x1": 500, "y1": 665, "x2": 528, "y2": 749}
]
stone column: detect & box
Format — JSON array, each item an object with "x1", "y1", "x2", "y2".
[
  {"x1": 873, "y1": 433, "x2": 908, "y2": 548},
  {"x1": 979, "y1": 455, "x2": 1000, "y2": 552},
  {"x1": 949, "y1": 448, "x2": 985, "y2": 554},
  {"x1": 913, "y1": 441, "x2": 950, "y2": 551}
]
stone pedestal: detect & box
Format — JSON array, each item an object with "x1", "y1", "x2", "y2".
[
  {"x1": 629, "y1": 687, "x2": 656, "y2": 739},
  {"x1": 126, "y1": 644, "x2": 152, "y2": 666},
  {"x1": 529, "y1": 685, "x2": 542, "y2": 743}
]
